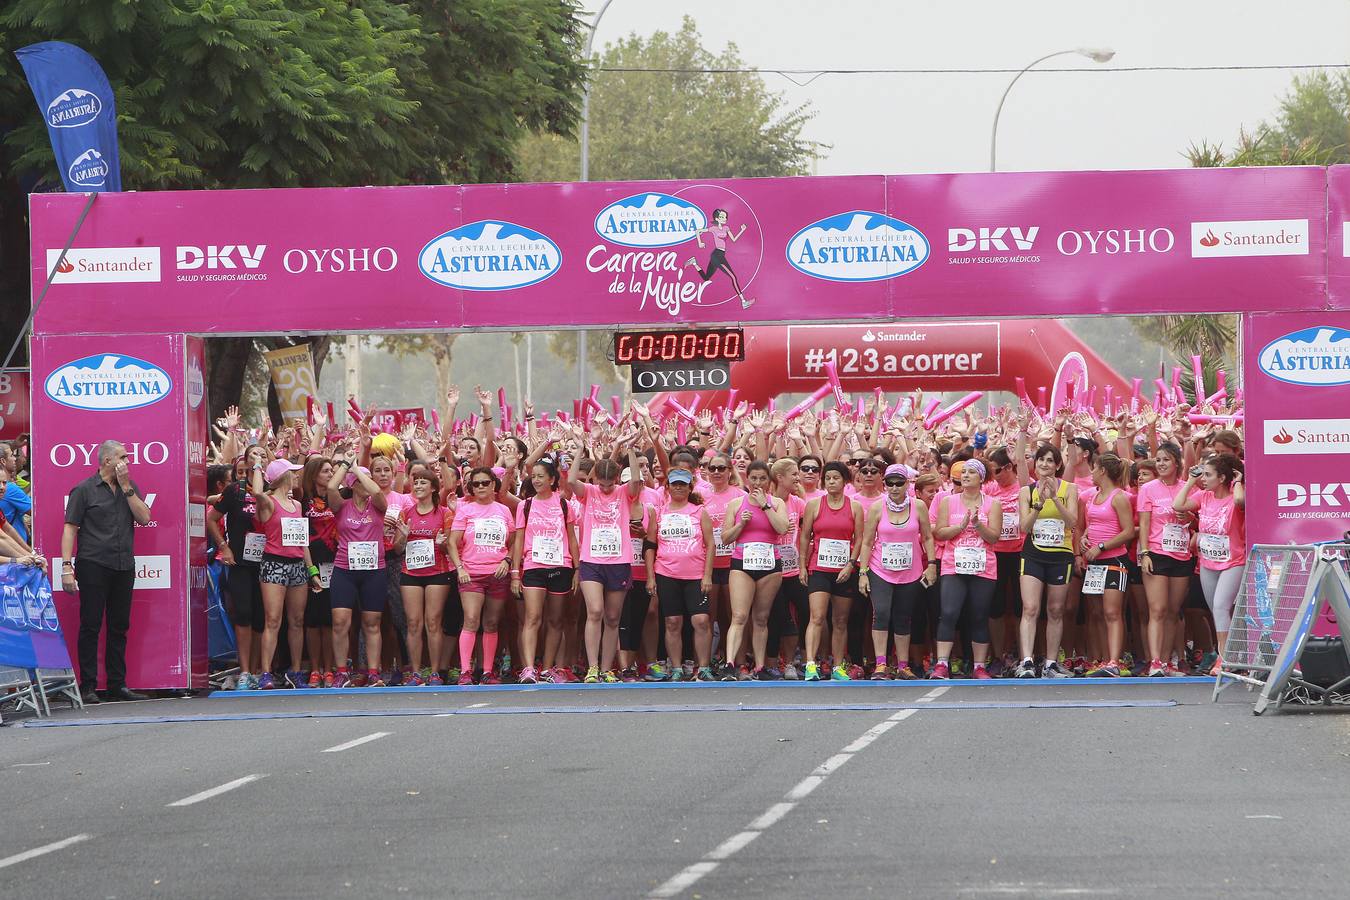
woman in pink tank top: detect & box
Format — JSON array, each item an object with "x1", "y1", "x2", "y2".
[
  {"x1": 1173, "y1": 452, "x2": 1246, "y2": 676},
  {"x1": 1076, "y1": 454, "x2": 1136, "y2": 676},
  {"x1": 931, "y1": 460, "x2": 1003, "y2": 680},
  {"x1": 720, "y1": 461, "x2": 790, "y2": 678},
  {"x1": 250, "y1": 458, "x2": 321, "y2": 690}
]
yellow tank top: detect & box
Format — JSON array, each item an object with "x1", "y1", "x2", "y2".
[{"x1": 1028, "y1": 479, "x2": 1072, "y2": 553}]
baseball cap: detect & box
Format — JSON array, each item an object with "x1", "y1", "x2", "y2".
[
  {"x1": 343, "y1": 465, "x2": 371, "y2": 488},
  {"x1": 668, "y1": 469, "x2": 694, "y2": 485},
  {"x1": 265, "y1": 459, "x2": 302, "y2": 482},
  {"x1": 884, "y1": 464, "x2": 916, "y2": 481},
  {"x1": 621, "y1": 466, "x2": 633, "y2": 484}
]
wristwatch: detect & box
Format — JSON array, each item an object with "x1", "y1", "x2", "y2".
[
  {"x1": 123, "y1": 487, "x2": 136, "y2": 497},
  {"x1": 1097, "y1": 542, "x2": 1106, "y2": 553}
]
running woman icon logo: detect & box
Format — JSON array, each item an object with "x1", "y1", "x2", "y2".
[{"x1": 786, "y1": 211, "x2": 930, "y2": 282}]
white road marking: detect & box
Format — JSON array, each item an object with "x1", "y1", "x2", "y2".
[
  {"x1": 166, "y1": 774, "x2": 267, "y2": 808},
  {"x1": 1244, "y1": 814, "x2": 1283, "y2": 819},
  {"x1": 322, "y1": 731, "x2": 391, "y2": 753},
  {"x1": 917, "y1": 685, "x2": 950, "y2": 702},
  {"x1": 648, "y1": 703, "x2": 924, "y2": 898},
  {"x1": 0, "y1": 834, "x2": 92, "y2": 870},
  {"x1": 467, "y1": 702, "x2": 489, "y2": 708}
]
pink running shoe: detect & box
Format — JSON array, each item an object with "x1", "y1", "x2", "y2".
[{"x1": 930, "y1": 662, "x2": 951, "y2": 680}]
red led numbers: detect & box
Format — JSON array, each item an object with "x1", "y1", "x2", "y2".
[{"x1": 614, "y1": 328, "x2": 744, "y2": 364}]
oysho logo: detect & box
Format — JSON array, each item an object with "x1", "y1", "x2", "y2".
[
  {"x1": 47, "y1": 247, "x2": 160, "y2": 284},
  {"x1": 44, "y1": 355, "x2": 172, "y2": 412},
  {"x1": 948, "y1": 226, "x2": 1039, "y2": 253},
  {"x1": 1263, "y1": 419, "x2": 1350, "y2": 455},
  {"x1": 1190, "y1": 219, "x2": 1308, "y2": 258},
  {"x1": 594, "y1": 193, "x2": 707, "y2": 248},
  {"x1": 177, "y1": 245, "x2": 266, "y2": 270},
  {"x1": 1257, "y1": 326, "x2": 1350, "y2": 386},
  {"x1": 786, "y1": 211, "x2": 929, "y2": 282},
  {"x1": 50, "y1": 441, "x2": 170, "y2": 468},
  {"x1": 1056, "y1": 228, "x2": 1174, "y2": 255},
  {"x1": 46, "y1": 88, "x2": 102, "y2": 128},
  {"x1": 419, "y1": 220, "x2": 562, "y2": 291},
  {"x1": 68, "y1": 148, "x2": 108, "y2": 188},
  {"x1": 282, "y1": 247, "x2": 397, "y2": 274}
]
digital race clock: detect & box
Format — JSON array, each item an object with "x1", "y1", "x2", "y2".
[{"x1": 614, "y1": 328, "x2": 745, "y2": 364}]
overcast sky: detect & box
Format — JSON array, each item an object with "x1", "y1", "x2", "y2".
[{"x1": 594, "y1": 0, "x2": 1350, "y2": 175}]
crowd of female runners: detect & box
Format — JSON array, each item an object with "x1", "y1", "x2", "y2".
[{"x1": 206, "y1": 385, "x2": 1245, "y2": 688}]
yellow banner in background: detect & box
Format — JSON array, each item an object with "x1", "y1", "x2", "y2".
[{"x1": 262, "y1": 344, "x2": 317, "y2": 422}]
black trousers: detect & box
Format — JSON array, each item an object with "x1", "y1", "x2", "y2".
[{"x1": 76, "y1": 559, "x2": 136, "y2": 691}]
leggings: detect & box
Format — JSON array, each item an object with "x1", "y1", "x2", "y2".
[
  {"x1": 695, "y1": 248, "x2": 737, "y2": 283},
  {"x1": 619, "y1": 584, "x2": 652, "y2": 652},
  {"x1": 870, "y1": 577, "x2": 921, "y2": 635},
  {"x1": 937, "y1": 575, "x2": 995, "y2": 643},
  {"x1": 1199, "y1": 566, "x2": 1242, "y2": 633}
]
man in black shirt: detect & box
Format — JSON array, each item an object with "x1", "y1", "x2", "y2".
[{"x1": 61, "y1": 440, "x2": 153, "y2": 704}]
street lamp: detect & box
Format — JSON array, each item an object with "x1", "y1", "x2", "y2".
[
  {"x1": 577, "y1": 0, "x2": 615, "y2": 399},
  {"x1": 989, "y1": 47, "x2": 1115, "y2": 172}
]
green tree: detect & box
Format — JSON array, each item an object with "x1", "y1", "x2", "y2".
[{"x1": 0, "y1": 0, "x2": 586, "y2": 420}]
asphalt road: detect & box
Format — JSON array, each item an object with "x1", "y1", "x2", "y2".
[{"x1": 2, "y1": 682, "x2": 1348, "y2": 899}]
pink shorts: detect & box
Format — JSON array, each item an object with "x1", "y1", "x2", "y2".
[{"x1": 462, "y1": 572, "x2": 510, "y2": 600}]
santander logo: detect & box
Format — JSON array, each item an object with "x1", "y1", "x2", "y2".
[
  {"x1": 1199, "y1": 230, "x2": 1219, "y2": 248},
  {"x1": 56, "y1": 258, "x2": 74, "y2": 274},
  {"x1": 1272, "y1": 428, "x2": 1293, "y2": 445}
]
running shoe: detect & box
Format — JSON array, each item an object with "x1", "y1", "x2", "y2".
[
  {"x1": 584, "y1": 666, "x2": 601, "y2": 684},
  {"x1": 1042, "y1": 661, "x2": 1072, "y2": 679},
  {"x1": 736, "y1": 665, "x2": 754, "y2": 682},
  {"x1": 457, "y1": 671, "x2": 475, "y2": 686},
  {"x1": 307, "y1": 670, "x2": 322, "y2": 689},
  {"x1": 973, "y1": 664, "x2": 992, "y2": 680},
  {"x1": 930, "y1": 661, "x2": 950, "y2": 680},
  {"x1": 602, "y1": 670, "x2": 621, "y2": 684},
  {"x1": 447, "y1": 667, "x2": 462, "y2": 683},
  {"x1": 350, "y1": 671, "x2": 367, "y2": 687},
  {"x1": 1147, "y1": 659, "x2": 1166, "y2": 677},
  {"x1": 670, "y1": 668, "x2": 685, "y2": 682},
  {"x1": 1120, "y1": 651, "x2": 1136, "y2": 672},
  {"x1": 764, "y1": 665, "x2": 784, "y2": 680},
  {"x1": 481, "y1": 671, "x2": 501, "y2": 685},
  {"x1": 552, "y1": 666, "x2": 576, "y2": 684},
  {"x1": 645, "y1": 662, "x2": 670, "y2": 682},
  {"x1": 1014, "y1": 658, "x2": 1037, "y2": 679},
  {"x1": 847, "y1": 664, "x2": 865, "y2": 681},
  {"x1": 385, "y1": 668, "x2": 402, "y2": 687},
  {"x1": 428, "y1": 670, "x2": 445, "y2": 687},
  {"x1": 258, "y1": 672, "x2": 276, "y2": 690},
  {"x1": 719, "y1": 664, "x2": 738, "y2": 682},
  {"x1": 985, "y1": 658, "x2": 1005, "y2": 678},
  {"x1": 803, "y1": 661, "x2": 822, "y2": 682},
  {"x1": 783, "y1": 663, "x2": 800, "y2": 681},
  {"x1": 1164, "y1": 663, "x2": 1187, "y2": 678},
  {"x1": 870, "y1": 664, "x2": 890, "y2": 681},
  {"x1": 367, "y1": 670, "x2": 386, "y2": 687},
  {"x1": 620, "y1": 666, "x2": 639, "y2": 683},
  {"x1": 283, "y1": 670, "x2": 301, "y2": 689},
  {"x1": 831, "y1": 665, "x2": 852, "y2": 681},
  {"x1": 894, "y1": 665, "x2": 917, "y2": 680},
  {"x1": 695, "y1": 666, "x2": 716, "y2": 682},
  {"x1": 234, "y1": 672, "x2": 253, "y2": 691},
  {"x1": 682, "y1": 660, "x2": 696, "y2": 680},
  {"x1": 950, "y1": 659, "x2": 966, "y2": 677},
  {"x1": 405, "y1": 670, "x2": 425, "y2": 687},
  {"x1": 1097, "y1": 663, "x2": 1121, "y2": 677},
  {"x1": 330, "y1": 670, "x2": 350, "y2": 689},
  {"x1": 320, "y1": 670, "x2": 334, "y2": 689}
]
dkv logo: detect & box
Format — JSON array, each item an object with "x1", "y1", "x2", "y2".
[
  {"x1": 46, "y1": 88, "x2": 103, "y2": 128},
  {"x1": 419, "y1": 220, "x2": 562, "y2": 291},
  {"x1": 1257, "y1": 326, "x2": 1350, "y2": 386},
  {"x1": 594, "y1": 193, "x2": 706, "y2": 248},
  {"x1": 786, "y1": 211, "x2": 929, "y2": 282},
  {"x1": 44, "y1": 354, "x2": 172, "y2": 412}
]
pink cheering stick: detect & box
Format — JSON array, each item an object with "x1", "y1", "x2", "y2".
[
  {"x1": 724, "y1": 389, "x2": 739, "y2": 413},
  {"x1": 767, "y1": 397, "x2": 776, "y2": 415},
  {"x1": 687, "y1": 393, "x2": 703, "y2": 415},
  {"x1": 1191, "y1": 355, "x2": 1205, "y2": 404},
  {"x1": 504, "y1": 404, "x2": 514, "y2": 426},
  {"x1": 572, "y1": 399, "x2": 582, "y2": 420},
  {"x1": 1170, "y1": 367, "x2": 1183, "y2": 404},
  {"x1": 1129, "y1": 378, "x2": 1141, "y2": 413},
  {"x1": 837, "y1": 400, "x2": 853, "y2": 416},
  {"x1": 430, "y1": 410, "x2": 442, "y2": 435},
  {"x1": 326, "y1": 401, "x2": 337, "y2": 426},
  {"x1": 666, "y1": 398, "x2": 698, "y2": 422},
  {"x1": 824, "y1": 360, "x2": 847, "y2": 406},
  {"x1": 1215, "y1": 369, "x2": 1226, "y2": 397},
  {"x1": 783, "y1": 383, "x2": 832, "y2": 420},
  {"x1": 1202, "y1": 389, "x2": 1227, "y2": 407},
  {"x1": 497, "y1": 387, "x2": 508, "y2": 422},
  {"x1": 468, "y1": 413, "x2": 479, "y2": 431},
  {"x1": 611, "y1": 395, "x2": 621, "y2": 417},
  {"x1": 1153, "y1": 378, "x2": 1172, "y2": 410},
  {"x1": 556, "y1": 410, "x2": 569, "y2": 424},
  {"x1": 925, "y1": 392, "x2": 984, "y2": 430},
  {"x1": 1036, "y1": 386, "x2": 1047, "y2": 414},
  {"x1": 1188, "y1": 413, "x2": 1243, "y2": 425},
  {"x1": 921, "y1": 396, "x2": 942, "y2": 422}
]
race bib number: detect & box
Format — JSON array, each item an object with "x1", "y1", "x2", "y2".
[
  {"x1": 1082, "y1": 564, "x2": 1108, "y2": 595},
  {"x1": 1161, "y1": 523, "x2": 1189, "y2": 555},
  {"x1": 742, "y1": 542, "x2": 776, "y2": 571},
  {"x1": 816, "y1": 538, "x2": 850, "y2": 570},
  {"x1": 242, "y1": 532, "x2": 266, "y2": 563},
  {"x1": 405, "y1": 538, "x2": 435, "y2": 570},
  {"x1": 999, "y1": 518, "x2": 1020, "y2": 543},
  {"x1": 954, "y1": 546, "x2": 986, "y2": 575},
  {"x1": 1032, "y1": 518, "x2": 1064, "y2": 548},
  {"x1": 318, "y1": 562, "x2": 333, "y2": 589},
  {"x1": 1199, "y1": 533, "x2": 1231, "y2": 564},
  {"x1": 532, "y1": 536, "x2": 564, "y2": 566},
  {"x1": 779, "y1": 544, "x2": 800, "y2": 572},
  {"x1": 348, "y1": 540, "x2": 379, "y2": 571},
  {"x1": 881, "y1": 541, "x2": 913, "y2": 571},
  {"x1": 281, "y1": 516, "x2": 309, "y2": 548},
  {"x1": 659, "y1": 514, "x2": 694, "y2": 542},
  {"x1": 631, "y1": 537, "x2": 646, "y2": 567},
  {"x1": 713, "y1": 527, "x2": 734, "y2": 558},
  {"x1": 589, "y1": 525, "x2": 622, "y2": 559},
  {"x1": 474, "y1": 518, "x2": 507, "y2": 550}
]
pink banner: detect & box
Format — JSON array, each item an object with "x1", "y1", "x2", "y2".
[
  {"x1": 27, "y1": 166, "x2": 1334, "y2": 337},
  {"x1": 31, "y1": 333, "x2": 199, "y2": 690}
]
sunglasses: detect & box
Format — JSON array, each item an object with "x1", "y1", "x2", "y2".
[
  {"x1": 799, "y1": 465, "x2": 821, "y2": 473},
  {"x1": 706, "y1": 465, "x2": 729, "y2": 472},
  {"x1": 858, "y1": 467, "x2": 882, "y2": 475},
  {"x1": 989, "y1": 465, "x2": 1005, "y2": 475},
  {"x1": 884, "y1": 478, "x2": 907, "y2": 487},
  {"x1": 846, "y1": 459, "x2": 865, "y2": 466},
  {"x1": 470, "y1": 480, "x2": 494, "y2": 488}
]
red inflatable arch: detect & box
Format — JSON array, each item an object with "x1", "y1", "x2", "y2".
[{"x1": 652, "y1": 319, "x2": 1129, "y2": 411}]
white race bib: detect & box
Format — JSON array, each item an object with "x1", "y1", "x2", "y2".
[
  {"x1": 780, "y1": 544, "x2": 800, "y2": 572},
  {"x1": 1032, "y1": 518, "x2": 1065, "y2": 548},
  {"x1": 1082, "y1": 564, "x2": 1108, "y2": 595},
  {"x1": 1199, "y1": 533, "x2": 1231, "y2": 563},
  {"x1": 630, "y1": 536, "x2": 646, "y2": 567},
  {"x1": 741, "y1": 542, "x2": 776, "y2": 571},
  {"x1": 281, "y1": 516, "x2": 309, "y2": 548},
  {"x1": 816, "y1": 538, "x2": 850, "y2": 570},
  {"x1": 999, "y1": 519, "x2": 1020, "y2": 543},
  {"x1": 474, "y1": 518, "x2": 507, "y2": 550},
  {"x1": 531, "y1": 536, "x2": 564, "y2": 566},
  {"x1": 713, "y1": 527, "x2": 734, "y2": 558},
  {"x1": 1161, "y1": 523, "x2": 1189, "y2": 555},
  {"x1": 318, "y1": 562, "x2": 333, "y2": 589},
  {"x1": 347, "y1": 540, "x2": 379, "y2": 571},
  {"x1": 242, "y1": 532, "x2": 266, "y2": 563},
  {"x1": 589, "y1": 525, "x2": 622, "y2": 559},
  {"x1": 954, "y1": 546, "x2": 986, "y2": 575},
  {"x1": 881, "y1": 541, "x2": 913, "y2": 571},
  {"x1": 659, "y1": 514, "x2": 694, "y2": 542},
  {"x1": 405, "y1": 538, "x2": 435, "y2": 570}
]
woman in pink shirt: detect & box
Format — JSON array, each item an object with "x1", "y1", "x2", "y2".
[
  {"x1": 645, "y1": 468, "x2": 715, "y2": 681},
  {"x1": 685, "y1": 208, "x2": 753, "y2": 310},
  {"x1": 510, "y1": 458, "x2": 578, "y2": 685},
  {"x1": 1077, "y1": 454, "x2": 1136, "y2": 677},
  {"x1": 449, "y1": 466, "x2": 515, "y2": 685},
  {"x1": 701, "y1": 453, "x2": 745, "y2": 666},
  {"x1": 797, "y1": 454, "x2": 827, "y2": 503},
  {"x1": 931, "y1": 460, "x2": 1003, "y2": 680},
  {"x1": 1173, "y1": 453, "x2": 1245, "y2": 676},
  {"x1": 394, "y1": 462, "x2": 452, "y2": 686},
  {"x1": 325, "y1": 461, "x2": 389, "y2": 688},
  {"x1": 249, "y1": 458, "x2": 321, "y2": 690},
  {"x1": 720, "y1": 461, "x2": 791, "y2": 679},
  {"x1": 1136, "y1": 442, "x2": 1195, "y2": 676},
  {"x1": 371, "y1": 454, "x2": 414, "y2": 679}
]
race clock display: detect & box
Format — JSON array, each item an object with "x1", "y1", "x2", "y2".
[{"x1": 613, "y1": 328, "x2": 745, "y2": 364}]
